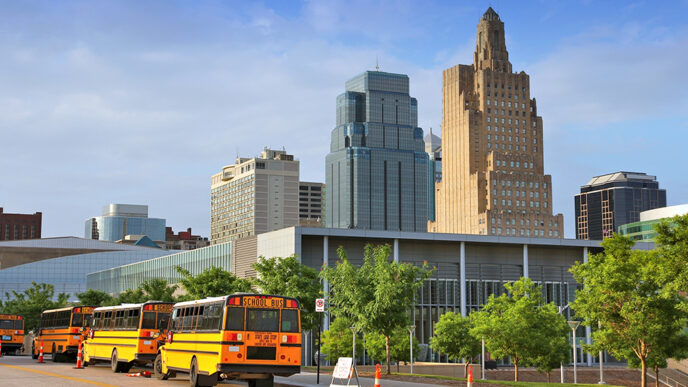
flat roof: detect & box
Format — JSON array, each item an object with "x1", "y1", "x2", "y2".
[{"x1": 289, "y1": 227, "x2": 654, "y2": 250}]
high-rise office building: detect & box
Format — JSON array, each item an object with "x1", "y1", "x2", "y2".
[
  {"x1": 210, "y1": 148, "x2": 299, "y2": 244},
  {"x1": 425, "y1": 128, "x2": 442, "y2": 222},
  {"x1": 430, "y1": 8, "x2": 564, "y2": 238},
  {"x1": 0, "y1": 208, "x2": 42, "y2": 240},
  {"x1": 299, "y1": 182, "x2": 324, "y2": 227},
  {"x1": 325, "y1": 71, "x2": 429, "y2": 231},
  {"x1": 85, "y1": 204, "x2": 166, "y2": 243},
  {"x1": 575, "y1": 171, "x2": 666, "y2": 240}
]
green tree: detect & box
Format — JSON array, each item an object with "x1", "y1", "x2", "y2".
[
  {"x1": 139, "y1": 279, "x2": 178, "y2": 302},
  {"x1": 365, "y1": 327, "x2": 419, "y2": 372},
  {"x1": 430, "y1": 312, "x2": 481, "y2": 377},
  {"x1": 176, "y1": 266, "x2": 253, "y2": 299},
  {"x1": 530, "y1": 309, "x2": 570, "y2": 382},
  {"x1": 571, "y1": 234, "x2": 688, "y2": 387},
  {"x1": 252, "y1": 255, "x2": 321, "y2": 331},
  {"x1": 470, "y1": 277, "x2": 569, "y2": 382},
  {"x1": 76, "y1": 289, "x2": 115, "y2": 307},
  {"x1": 321, "y1": 244, "x2": 432, "y2": 374},
  {"x1": 0, "y1": 282, "x2": 69, "y2": 331},
  {"x1": 115, "y1": 288, "x2": 146, "y2": 304},
  {"x1": 654, "y1": 214, "x2": 688, "y2": 296},
  {"x1": 321, "y1": 316, "x2": 362, "y2": 361}
]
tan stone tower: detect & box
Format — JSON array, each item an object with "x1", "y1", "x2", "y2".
[{"x1": 429, "y1": 8, "x2": 564, "y2": 238}]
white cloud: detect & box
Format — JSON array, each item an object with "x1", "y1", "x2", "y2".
[{"x1": 530, "y1": 26, "x2": 688, "y2": 130}]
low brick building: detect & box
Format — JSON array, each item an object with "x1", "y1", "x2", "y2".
[{"x1": 0, "y1": 207, "x2": 42, "y2": 240}]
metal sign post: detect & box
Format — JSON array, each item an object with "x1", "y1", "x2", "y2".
[{"x1": 316, "y1": 298, "x2": 325, "y2": 384}]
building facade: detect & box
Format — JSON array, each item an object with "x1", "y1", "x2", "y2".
[
  {"x1": 575, "y1": 171, "x2": 667, "y2": 240},
  {"x1": 0, "y1": 237, "x2": 170, "y2": 301},
  {"x1": 164, "y1": 227, "x2": 210, "y2": 250},
  {"x1": 85, "y1": 204, "x2": 166, "y2": 243},
  {"x1": 425, "y1": 128, "x2": 442, "y2": 222},
  {"x1": 325, "y1": 71, "x2": 429, "y2": 231},
  {"x1": 430, "y1": 8, "x2": 564, "y2": 238},
  {"x1": 87, "y1": 242, "x2": 232, "y2": 294},
  {"x1": 210, "y1": 148, "x2": 299, "y2": 244},
  {"x1": 298, "y1": 182, "x2": 324, "y2": 227},
  {"x1": 618, "y1": 204, "x2": 687, "y2": 241},
  {"x1": 88, "y1": 225, "x2": 654, "y2": 365},
  {"x1": 0, "y1": 207, "x2": 42, "y2": 240}
]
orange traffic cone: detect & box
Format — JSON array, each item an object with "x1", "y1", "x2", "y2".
[
  {"x1": 467, "y1": 364, "x2": 473, "y2": 387},
  {"x1": 38, "y1": 341, "x2": 44, "y2": 363},
  {"x1": 73, "y1": 342, "x2": 83, "y2": 369},
  {"x1": 374, "y1": 363, "x2": 381, "y2": 387},
  {"x1": 126, "y1": 372, "x2": 142, "y2": 377}
]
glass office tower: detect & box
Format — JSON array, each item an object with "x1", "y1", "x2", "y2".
[{"x1": 325, "y1": 71, "x2": 428, "y2": 231}]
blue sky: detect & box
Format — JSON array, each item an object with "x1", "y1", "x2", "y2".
[{"x1": 1, "y1": 0, "x2": 687, "y2": 239}]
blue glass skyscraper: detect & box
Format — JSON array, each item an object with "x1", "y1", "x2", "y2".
[{"x1": 325, "y1": 71, "x2": 428, "y2": 231}]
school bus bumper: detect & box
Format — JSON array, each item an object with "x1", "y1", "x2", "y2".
[
  {"x1": 216, "y1": 363, "x2": 300, "y2": 377},
  {"x1": 134, "y1": 353, "x2": 157, "y2": 362}
]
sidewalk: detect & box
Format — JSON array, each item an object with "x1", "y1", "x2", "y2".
[{"x1": 275, "y1": 372, "x2": 438, "y2": 387}]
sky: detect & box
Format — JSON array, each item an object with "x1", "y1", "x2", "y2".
[{"x1": 1, "y1": 0, "x2": 687, "y2": 239}]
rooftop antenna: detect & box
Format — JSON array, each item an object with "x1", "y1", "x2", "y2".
[{"x1": 376, "y1": 55, "x2": 380, "y2": 71}]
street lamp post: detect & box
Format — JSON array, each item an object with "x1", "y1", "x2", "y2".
[
  {"x1": 598, "y1": 321, "x2": 605, "y2": 384},
  {"x1": 568, "y1": 321, "x2": 581, "y2": 385},
  {"x1": 558, "y1": 304, "x2": 570, "y2": 384},
  {"x1": 407, "y1": 325, "x2": 416, "y2": 374},
  {"x1": 481, "y1": 337, "x2": 486, "y2": 380},
  {"x1": 350, "y1": 326, "x2": 358, "y2": 364}
]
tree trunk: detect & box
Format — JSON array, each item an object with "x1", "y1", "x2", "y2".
[
  {"x1": 465, "y1": 362, "x2": 469, "y2": 378},
  {"x1": 547, "y1": 371, "x2": 551, "y2": 383},
  {"x1": 514, "y1": 357, "x2": 519, "y2": 382},
  {"x1": 654, "y1": 365, "x2": 659, "y2": 387},
  {"x1": 385, "y1": 335, "x2": 391, "y2": 375},
  {"x1": 641, "y1": 357, "x2": 647, "y2": 387}
]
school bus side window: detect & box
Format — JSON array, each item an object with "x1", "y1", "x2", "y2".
[
  {"x1": 226, "y1": 307, "x2": 244, "y2": 331},
  {"x1": 171, "y1": 309, "x2": 179, "y2": 330}
]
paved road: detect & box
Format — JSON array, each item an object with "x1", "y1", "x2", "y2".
[
  {"x1": 0, "y1": 354, "x2": 432, "y2": 387},
  {"x1": 0, "y1": 354, "x2": 246, "y2": 387}
]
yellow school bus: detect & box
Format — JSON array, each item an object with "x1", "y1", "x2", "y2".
[
  {"x1": 83, "y1": 301, "x2": 173, "y2": 372},
  {"x1": 0, "y1": 314, "x2": 24, "y2": 355},
  {"x1": 157, "y1": 294, "x2": 301, "y2": 387},
  {"x1": 33, "y1": 306, "x2": 94, "y2": 361}
]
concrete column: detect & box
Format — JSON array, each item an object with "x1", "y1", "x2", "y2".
[
  {"x1": 323, "y1": 236, "x2": 330, "y2": 331},
  {"x1": 584, "y1": 247, "x2": 593, "y2": 366},
  {"x1": 393, "y1": 238, "x2": 399, "y2": 262},
  {"x1": 523, "y1": 244, "x2": 529, "y2": 279},
  {"x1": 460, "y1": 242, "x2": 466, "y2": 317}
]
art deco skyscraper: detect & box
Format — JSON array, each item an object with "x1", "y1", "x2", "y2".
[
  {"x1": 430, "y1": 8, "x2": 564, "y2": 238},
  {"x1": 326, "y1": 71, "x2": 429, "y2": 231}
]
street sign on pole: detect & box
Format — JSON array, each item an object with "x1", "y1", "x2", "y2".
[{"x1": 315, "y1": 298, "x2": 325, "y2": 312}]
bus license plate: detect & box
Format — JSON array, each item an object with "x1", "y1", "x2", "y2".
[
  {"x1": 228, "y1": 346, "x2": 240, "y2": 352},
  {"x1": 2, "y1": 335, "x2": 11, "y2": 341}
]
